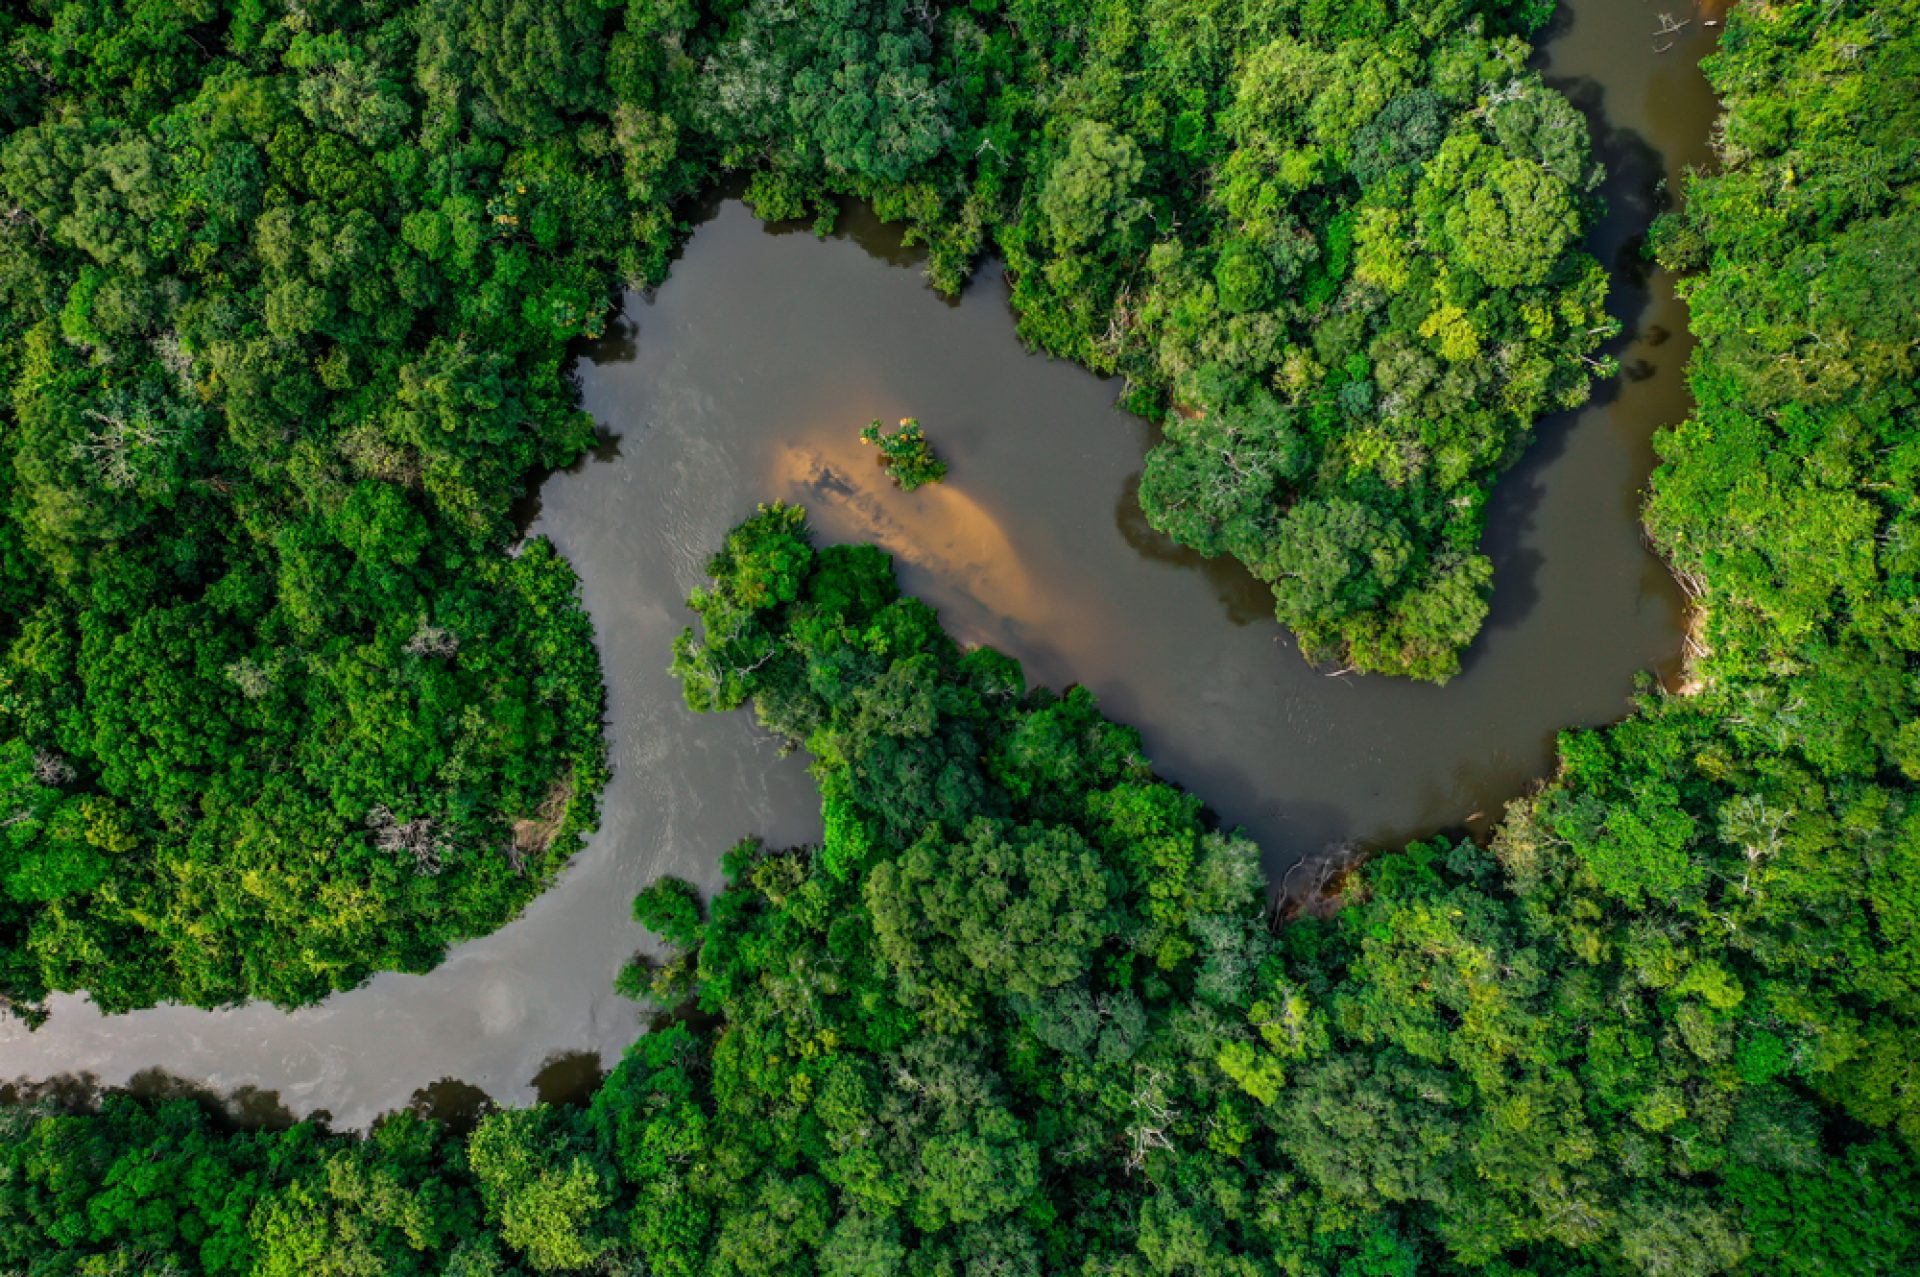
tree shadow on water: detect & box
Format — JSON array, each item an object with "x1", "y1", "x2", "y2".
[
  {"x1": 405, "y1": 1077, "x2": 496, "y2": 1134},
  {"x1": 1530, "y1": 0, "x2": 1576, "y2": 45},
  {"x1": 0, "y1": 1068, "x2": 303, "y2": 1132},
  {"x1": 578, "y1": 306, "x2": 642, "y2": 366},
  {"x1": 753, "y1": 185, "x2": 964, "y2": 305},
  {"x1": 530, "y1": 1050, "x2": 606, "y2": 1109},
  {"x1": 1461, "y1": 78, "x2": 1669, "y2": 666},
  {"x1": 1550, "y1": 74, "x2": 1670, "y2": 348},
  {"x1": 1112, "y1": 470, "x2": 1274, "y2": 627},
  {"x1": 512, "y1": 425, "x2": 627, "y2": 534}
]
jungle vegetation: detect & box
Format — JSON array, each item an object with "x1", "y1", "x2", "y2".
[
  {"x1": 0, "y1": 0, "x2": 638, "y2": 1015},
  {"x1": 9, "y1": 484, "x2": 1920, "y2": 1274},
  {"x1": 692, "y1": 0, "x2": 1615, "y2": 681},
  {"x1": 1, "y1": 0, "x2": 1603, "y2": 1012},
  {"x1": 3, "y1": 1, "x2": 1918, "y2": 1276}
]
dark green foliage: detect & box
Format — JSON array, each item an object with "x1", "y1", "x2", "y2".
[
  {"x1": 859, "y1": 416, "x2": 947, "y2": 492},
  {"x1": 5, "y1": 3, "x2": 1918, "y2": 1273},
  {"x1": 0, "y1": 0, "x2": 1612, "y2": 1011},
  {"x1": 12, "y1": 470, "x2": 1920, "y2": 1271},
  {"x1": 0, "y1": 0, "x2": 673, "y2": 1012},
  {"x1": 633, "y1": 876, "x2": 704, "y2": 951},
  {"x1": 0, "y1": 1095, "x2": 486, "y2": 1275},
  {"x1": 601, "y1": 432, "x2": 1920, "y2": 1273}
]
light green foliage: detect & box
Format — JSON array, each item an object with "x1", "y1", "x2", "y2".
[
  {"x1": 980, "y1": 2, "x2": 1607, "y2": 681},
  {"x1": 1430, "y1": 129, "x2": 1584, "y2": 289},
  {"x1": 1607, "y1": 0, "x2": 1920, "y2": 1155},
  {"x1": 468, "y1": 1107, "x2": 617, "y2": 1272}
]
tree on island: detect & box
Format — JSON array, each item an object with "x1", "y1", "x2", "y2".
[{"x1": 861, "y1": 417, "x2": 947, "y2": 491}]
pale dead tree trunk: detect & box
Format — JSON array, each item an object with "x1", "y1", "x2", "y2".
[
  {"x1": 368, "y1": 804, "x2": 451, "y2": 876},
  {"x1": 1125, "y1": 1122, "x2": 1174, "y2": 1173},
  {"x1": 1124, "y1": 1067, "x2": 1179, "y2": 1173},
  {"x1": 152, "y1": 333, "x2": 196, "y2": 392},
  {"x1": 32, "y1": 750, "x2": 75, "y2": 786},
  {"x1": 1719, "y1": 795, "x2": 1793, "y2": 897},
  {"x1": 1272, "y1": 842, "x2": 1364, "y2": 922},
  {"x1": 404, "y1": 619, "x2": 459, "y2": 658},
  {"x1": 1653, "y1": 11, "x2": 1691, "y2": 52},
  {"x1": 80, "y1": 407, "x2": 176, "y2": 489}
]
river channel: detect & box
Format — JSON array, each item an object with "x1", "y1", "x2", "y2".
[{"x1": 0, "y1": 1, "x2": 1724, "y2": 1129}]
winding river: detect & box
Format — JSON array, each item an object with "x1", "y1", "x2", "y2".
[{"x1": 0, "y1": 1, "x2": 1724, "y2": 1129}]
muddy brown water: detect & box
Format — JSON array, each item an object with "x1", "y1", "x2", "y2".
[{"x1": 0, "y1": 2, "x2": 1725, "y2": 1129}]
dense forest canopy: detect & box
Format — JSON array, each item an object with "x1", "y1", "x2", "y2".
[
  {"x1": 0, "y1": 0, "x2": 650, "y2": 1016},
  {"x1": 3, "y1": 1, "x2": 1919, "y2": 1274},
  {"x1": 9, "y1": 476, "x2": 1920, "y2": 1273},
  {"x1": 1, "y1": 0, "x2": 1602, "y2": 1012},
  {"x1": 701, "y1": 0, "x2": 1614, "y2": 681}
]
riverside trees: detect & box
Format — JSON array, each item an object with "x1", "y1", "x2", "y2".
[
  {"x1": 711, "y1": 0, "x2": 1614, "y2": 681},
  {"x1": 5, "y1": 13, "x2": 1917, "y2": 1277},
  {"x1": 0, "y1": 0, "x2": 640, "y2": 1013},
  {"x1": 0, "y1": 0, "x2": 1607, "y2": 1014},
  {"x1": 994, "y1": 6, "x2": 1613, "y2": 681},
  {"x1": 9, "y1": 480, "x2": 1918, "y2": 1273}
]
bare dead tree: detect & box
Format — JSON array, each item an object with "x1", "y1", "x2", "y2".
[
  {"x1": 78, "y1": 405, "x2": 177, "y2": 489},
  {"x1": 1123, "y1": 1067, "x2": 1178, "y2": 1173},
  {"x1": 1718, "y1": 794, "x2": 1794, "y2": 897},
  {"x1": 223, "y1": 658, "x2": 273, "y2": 699},
  {"x1": 404, "y1": 619, "x2": 460, "y2": 658},
  {"x1": 1271, "y1": 841, "x2": 1366, "y2": 923},
  {"x1": 31, "y1": 750, "x2": 75, "y2": 786},
  {"x1": 152, "y1": 333, "x2": 197, "y2": 394},
  {"x1": 367, "y1": 805, "x2": 451, "y2": 876}
]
